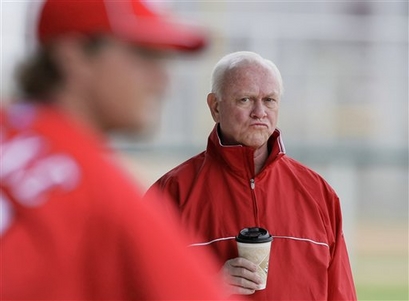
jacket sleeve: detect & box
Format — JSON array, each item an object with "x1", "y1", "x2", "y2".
[
  {"x1": 123, "y1": 193, "x2": 225, "y2": 300},
  {"x1": 327, "y1": 194, "x2": 357, "y2": 301},
  {"x1": 145, "y1": 176, "x2": 183, "y2": 220}
]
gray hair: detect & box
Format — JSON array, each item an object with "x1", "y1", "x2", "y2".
[{"x1": 210, "y1": 51, "x2": 283, "y2": 98}]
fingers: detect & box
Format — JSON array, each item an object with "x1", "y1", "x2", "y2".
[
  {"x1": 220, "y1": 257, "x2": 263, "y2": 296},
  {"x1": 228, "y1": 257, "x2": 258, "y2": 272},
  {"x1": 225, "y1": 259, "x2": 261, "y2": 291},
  {"x1": 230, "y1": 285, "x2": 257, "y2": 296}
]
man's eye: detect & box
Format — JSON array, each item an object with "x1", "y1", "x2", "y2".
[
  {"x1": 240, "y1": 98, "x2": 250, "y2": 102},
  {"x1": 265, "y1": 98, "x2": 278, "y2": 105}
]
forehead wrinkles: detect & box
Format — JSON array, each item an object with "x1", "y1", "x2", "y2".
[{"x1": 222, "y1": 63, "x2": 278, "y2": 97}]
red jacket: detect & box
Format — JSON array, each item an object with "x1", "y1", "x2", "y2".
[
  {"x1": 0, "y1": 104, "x2": 223, "y2": 300},
  {"x1": 149, "y1": 125, "x2": 357, "y2": 301}
]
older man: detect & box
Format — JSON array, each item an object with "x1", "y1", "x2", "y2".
[
  {"x1": 147, "y1": 51, "x2": 357, "y2": 300},
  {"x1": 0, "y1": 0, "x2": 224, "y2": 299}
]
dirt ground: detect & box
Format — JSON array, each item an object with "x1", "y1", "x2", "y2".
[{"x1": 353, "y1": 219, "x2": 408, "y2": 300}]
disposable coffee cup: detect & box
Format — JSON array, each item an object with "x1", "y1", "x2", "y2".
[{"x1": 236, "y1": 227, "x2": 273, "y2": 290}]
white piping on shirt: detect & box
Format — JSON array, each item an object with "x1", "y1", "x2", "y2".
[
  {"x1": 188, "y1": 235, "x2": 329, "y2": 248},
  {"x1": 189, "y1": 236, "x2": 236, "y2": 247},
  {"x1": 273, "y1": 235, "x2": 329, "y2": 248}
]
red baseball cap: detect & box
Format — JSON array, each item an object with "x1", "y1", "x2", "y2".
[{"x1": 38, "y1": 0, "x2": 207, "y2": 51}]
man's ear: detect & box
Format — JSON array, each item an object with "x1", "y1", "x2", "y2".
[{"x1": 207, "y1": 93, "x2": 220, "y2": 122}]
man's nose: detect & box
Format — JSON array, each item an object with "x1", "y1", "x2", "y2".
[
  {"x1": 251, "y1": 100, "x2": 267, "y2": 119},
  {"x1": 155, "y1": 66, "x2": 169, "y2": 90},
  {"x1": 149, "y1": 62, "x2": 169, "y2": 95}
]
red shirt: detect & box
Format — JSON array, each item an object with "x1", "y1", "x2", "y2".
[
  {"x1": 0, "y1": 104, "x2": 224, "y2": 300},
  {"x1": 148, "y1": 125, "x2": 357, "y2": 301}
]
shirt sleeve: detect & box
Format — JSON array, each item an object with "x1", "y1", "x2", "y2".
[{"x1": 327, "y1": 194, "x2": 357, "y2": 301}]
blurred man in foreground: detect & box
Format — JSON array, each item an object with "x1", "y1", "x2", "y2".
[
  {"x1": 0, "y1": 0, "x2": 225, "y2": 299},
  {"x1": 147, "y1": 51, "x2": 357, "y2": 300}
]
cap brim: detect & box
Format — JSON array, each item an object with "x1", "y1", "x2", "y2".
[{"x1": 115, "y1": 17, "x2": 208, "y2": 52}]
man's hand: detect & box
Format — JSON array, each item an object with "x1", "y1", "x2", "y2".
[{"x1": 219, "y1": 257, "x2": 262, "y2": 296}]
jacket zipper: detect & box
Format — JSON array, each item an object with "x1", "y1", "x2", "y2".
[{"x1": 250, "y1": 178, "x2": 259, "y2": 225}]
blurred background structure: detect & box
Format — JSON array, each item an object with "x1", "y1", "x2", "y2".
[{"x1": 1, "y1": 1, "x2": 408, "y2": 300}]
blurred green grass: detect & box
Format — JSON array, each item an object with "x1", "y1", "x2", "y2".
[
  {"x1": 353, "y1": 220, "x2": 408, "y2": 301},
  {"x1": 357, "y1": 284, "x2": 408, "y2": 301}
]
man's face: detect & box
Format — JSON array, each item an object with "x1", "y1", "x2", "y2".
[
  {"x1": 208, "y1": 63, "x2": 281, "y2": 149},
  {"x1": 85, "y1": 38, "x2": 168, "y2": 132}
]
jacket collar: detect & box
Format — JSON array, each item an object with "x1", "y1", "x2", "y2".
[{"x1": 206, "y1": 124, "x2": 286, "y2": 177}]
